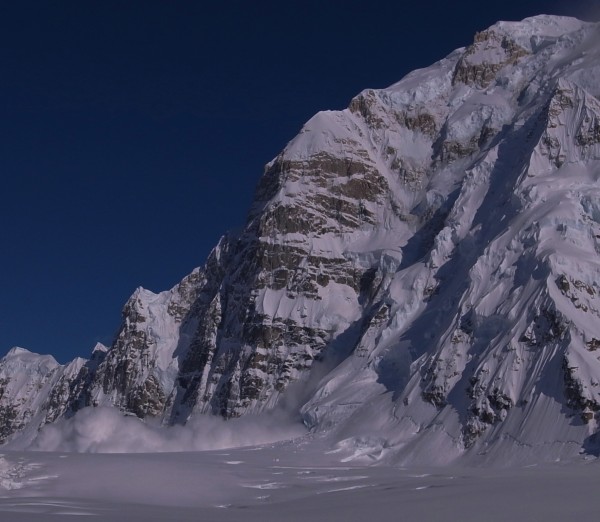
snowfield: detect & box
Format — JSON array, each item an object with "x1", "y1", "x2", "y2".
[
  {"x1": 0, "y1": 440, "x2": 599, "y2": 521},
  {"x1": 2, "y1": 407, "x2": 598, "y2": 520}
]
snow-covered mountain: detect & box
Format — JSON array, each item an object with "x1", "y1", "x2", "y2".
[{"x1": 3, "y1": 14, "x2": 600, "y2": 463}]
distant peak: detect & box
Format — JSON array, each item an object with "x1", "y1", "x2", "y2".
[
  {"x1": 484, "y1": 15, "x2": 591, "y2": 51},
  {"x1": 2, "y1": 346, "x2": 59, "y2": 368},
  {"x1": 494, "y1": 14, "x2": 588, "y2": 33},
  {"x1": 6, "y1": 346, "x2": 32, "y2": 357},
  {"x1": 130, "y1": 286, "x2": 159, "y2": 302},
  {"x1": 92, "y1": 342, "x2": 109, "y2": 354}
]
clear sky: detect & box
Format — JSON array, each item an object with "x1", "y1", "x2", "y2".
[{"x1": 1, "y1": 0, "x2": 597, "y2": 362}]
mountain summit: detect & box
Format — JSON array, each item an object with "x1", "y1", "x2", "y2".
[{"x1": 2, "y1": 15, "x2": 600, "y2": 464}]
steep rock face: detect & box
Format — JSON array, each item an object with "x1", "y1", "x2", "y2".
[
  {"x1": 2, "y1": 15, "x2": 600, "y2": 463},
  {"x1": 88, "y1": 267, "x2": 208, "y2": 417},
  {"x1": 452, "y1": 27, "x2": 529, "y2": 88},
  {"x1": 0, "y1": 346, "x2": 107, "y2": 443},
  {"x1": 41, "y1": 344, "x2": 107, "y2": 426},
  {"x1": 0, "y1": 348, "x2": 59, "y2": 443}
]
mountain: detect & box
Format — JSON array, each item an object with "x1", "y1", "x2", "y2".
[{"x1": 2, "y1": 14, "x2": 600, "y2": 463}]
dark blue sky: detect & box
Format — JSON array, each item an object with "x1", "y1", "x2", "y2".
[{"x1": 1, "y1": 0, "x2": 596, "y2": 362}]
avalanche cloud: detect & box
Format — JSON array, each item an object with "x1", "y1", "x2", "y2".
[{"x1": 11, "y1": 407, "x2": 305, "y2": 453}]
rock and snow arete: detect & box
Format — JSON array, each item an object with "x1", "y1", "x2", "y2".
[{"x1": 2, "y1": 14, "x2": 600, "y2": 464}]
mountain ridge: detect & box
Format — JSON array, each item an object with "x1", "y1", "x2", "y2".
[{"x1": 2, "y1": 14, "x2": 600, "y2": 464}]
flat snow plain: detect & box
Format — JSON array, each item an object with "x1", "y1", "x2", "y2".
[{"x1": 1, "y1": 436, "x2": 599, "y2": 521}]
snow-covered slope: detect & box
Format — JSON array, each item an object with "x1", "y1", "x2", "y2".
[{"x1": 3, "y1": 14, "x2": 600, "y2": 463}]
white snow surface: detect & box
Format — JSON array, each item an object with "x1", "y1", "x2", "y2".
[{"x1": 0, "y1": 441, "x2": 599, "y2": 521}]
